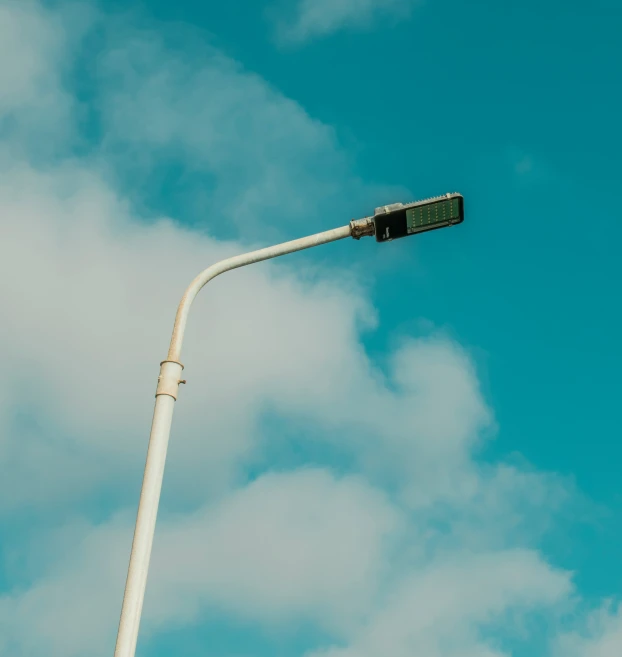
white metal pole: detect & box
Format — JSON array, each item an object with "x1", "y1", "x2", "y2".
[{"x1": 113, "y1": 219, "x2": 373, "y2": 657}]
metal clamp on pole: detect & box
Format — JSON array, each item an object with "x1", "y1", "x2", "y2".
[{"x1": 155, "y1": 360, "x2": 185, "y2": 400}]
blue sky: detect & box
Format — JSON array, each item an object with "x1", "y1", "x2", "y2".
[{"x1": 0, "y1": 0, "x2": 621, "y2": 656}]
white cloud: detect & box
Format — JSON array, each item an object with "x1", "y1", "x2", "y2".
[
  {"x1": 0, "y1": 1, "x2": 68, "y2": 114},
  {"x1": 146, "y1": 469, "x2": 401, "y2": 631},
  {"x1": 0, "y1": 469, "x2": 400, "y2": 656},
  {"x1": 96, "y1": 21, "x2": 405, "y2": 239},
  {"x1": 0, "y1": 464, "x2": 575, "y2": 657},
  {"x1": 0, "y1": 0, "x2": 93, "y2": 156},
  {"x1": 0, "y1": 513, "x2": 130, "y2": 657},
  {"x1": 272, "y1": 0, "x2": 418, "y2": 45},
  {"x1": 308, "y1": 550, "x2": 572, "y2": 657},
  {"x1": 555, "y1": 603, "x2": 622, "y2": 657}
]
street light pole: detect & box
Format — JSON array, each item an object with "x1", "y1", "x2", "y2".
[
  {"x1": 113, "y1": 218, "x2": 375, "y2": 657},
  {"x1": 113, "y1": 192, "x2": 464, "y2": 657}
]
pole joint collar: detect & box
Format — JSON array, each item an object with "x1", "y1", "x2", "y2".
[{"x1": 156, "y1": 360, "x2": 185, "y2": 400}]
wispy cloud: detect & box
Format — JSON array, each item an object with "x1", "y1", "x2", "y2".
[
  {"x1": 555, "y1": 603, "x2": 622, "y2": 657},
  {"x1": 271, "y1": 0, "x2": 418, "y2": 45},
  {"x1": 0, "y1": 0, "x2": 93, "y2": 157},
  {"x1": 308, "y1": 550, "x2": 571, "y2": 657},
  {"x1": 96, "y1": 19, "x2": 406, "y2": 240}
]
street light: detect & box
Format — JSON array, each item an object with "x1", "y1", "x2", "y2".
[
  {"x1": 113, "y1": 192, "x2": 464, "y2": 657},
  {"x1": 372, "y1": 192, "x2": 464, "y2": 242}
]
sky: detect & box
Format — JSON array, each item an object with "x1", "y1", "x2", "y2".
[{"x1": 0, "y1": 0, "x2": 621, "y2": 656}]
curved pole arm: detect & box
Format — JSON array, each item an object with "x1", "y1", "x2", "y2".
[
  {"x1": 155, "y1": 221, "x2": 374, "y2": 401},
  {"x1": 168, "y1": 222, "x2": 366, "y2": 362}
]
